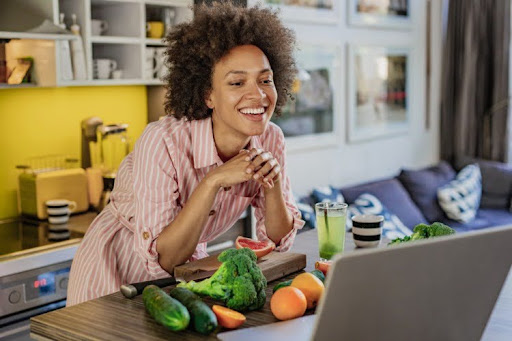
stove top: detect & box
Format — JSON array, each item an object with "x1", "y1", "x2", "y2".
[{"x1": 0, "y1": 217, "x2": 84, "y2": 260}]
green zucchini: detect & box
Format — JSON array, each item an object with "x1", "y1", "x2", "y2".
[
  {"x1": 142, "y1": 285, "x2": 190, "y2": 331},
  {"x1": 169, "y1": 287, "x2": 218, "y2": 335},
  {"x1": 272, "y1": 279, "x2": 292, "y2": 293},
  {"x1": 273, "y1": 270, "x2": 326, "y2": 293},
  {"x1": 310, "y1": 269, "x2": 326, "y2": 283}
]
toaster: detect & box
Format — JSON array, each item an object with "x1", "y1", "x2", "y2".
[{"x1": 18, "y1": 168, "x2": 89, "y2": 219}]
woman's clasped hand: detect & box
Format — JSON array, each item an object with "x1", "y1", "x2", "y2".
[
  {"x1": 208, "y1": 148, "x2": 281, "y2": 190},
  {"x1": 244, "y1": 148, "x2": 281, "y2": 189}
]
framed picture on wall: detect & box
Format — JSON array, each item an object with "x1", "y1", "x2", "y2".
[
  {"x1": 347, "y1": 45, "x2": 410, "y2": 143},
  {"x1": 348, "y1": 0, "x2": 410, "y2": 29},
  {"x1": 271, "y1": 42, "x2": 341, "y2": 150},
  {"x1": 248, "y1": 0, "x2": 339, "y2": 24}
]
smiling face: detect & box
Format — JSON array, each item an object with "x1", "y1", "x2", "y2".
[{"x1": 206, "y1": 45, "x2": 277, "y2": 143}]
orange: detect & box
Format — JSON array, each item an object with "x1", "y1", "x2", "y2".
[
  {"x1": 212, "y1": 305, "x2": 246, "y2": 329},
  {"x1": 270, "y1": 286, "x2": 307, "y2": 321},
  {"x1": 291, "y1": 272, "x2": 325, "y2": 309}
]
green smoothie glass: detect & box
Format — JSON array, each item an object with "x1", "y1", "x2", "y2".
[{"x1": 315, "y1": 202, "x2": 348, "y2": 260}]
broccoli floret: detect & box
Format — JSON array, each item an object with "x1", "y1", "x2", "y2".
[
  {"x1": 412, "y1": 224, "x2": 429, "y2": 239},
  {"x1": 177, "y1": 247, "x2": 267, "y2": 312},
  {"x1": 427, "y1": 222, "x2": 456, "y2": 237},
  {"x1": 389, "y1": 222, "x2": 456, "y2": 245}
]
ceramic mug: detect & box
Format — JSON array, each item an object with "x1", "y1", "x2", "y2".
[
  {"x1": 352, "y1": 214, "x2": 384, "y2": 248},
  {"x1": 146, "y1": 21, "x2": 164, "y2": 39},
  {"x1": 111, "y1": 69, "x2": 123, "y2": 79},
  {"x1": 93, "y1": 59, "x2": 117, "y2": 79},
  {"x1": 91, "y1": 19, "x2": 108, "y2": 36},
  {"x1": 154, "y1": 47, "x2": 166, "y2": 79},
  {"x1": 45, "y1": 199, "x2": 77, "y2": 224},
  {"x1": 144, "y1": 47, "x2": 156, "y2": 79}
]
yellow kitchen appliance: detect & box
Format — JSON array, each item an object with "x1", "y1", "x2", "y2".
[
  {"x1": 17, "y1": 167, "x2": 89, "y2": 220},
  {"x1": 81, "y1": 117, "x2": 130, "y2": 211}
]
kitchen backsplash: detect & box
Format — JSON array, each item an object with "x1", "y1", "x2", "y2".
[{"x1": 0, "y1": 86, "x2": 148, "y2": 219}]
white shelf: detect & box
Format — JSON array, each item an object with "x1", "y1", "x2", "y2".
[
  {"x1": 145, "y1": 79, "x2": 165, "y2": 85},
  {"x1": 90, "y1": 79, "x2": 144, "y2": 85},
  {"x1": 92, "y1": 0, "x2": 140, "y2": 4},
  {"x1": 0, "y1": 0, "x2": 192, "y2": 88},
  {"x1": 0, "y1": 31, "x2": 78, "y2": 41},
  {"x1": 144, "y1": 0, "x2": 191, "y2": 8},
  {"x1": 145, "y1": 38, "x2": 166, "y2": 46},
  {"x1": 60, "y1": 79, "x2": 147, "y2": 86},
  {"x1": 91, "y1": 36, "x2": 141, "y2": 44}
]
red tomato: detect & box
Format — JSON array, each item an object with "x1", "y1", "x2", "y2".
[{"x1": 315, "y1": 260, "x2": 332, "y2": 276}]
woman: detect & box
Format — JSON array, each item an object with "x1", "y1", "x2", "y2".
[{"x1": 67, "y1": 2, "x2": 304, "y2": 305}]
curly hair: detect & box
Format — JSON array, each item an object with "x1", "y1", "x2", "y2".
[{"x1": 163, "y1": 2, "x2": 297, "y2": 120}]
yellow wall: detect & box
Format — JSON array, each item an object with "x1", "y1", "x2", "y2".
[{"x1": 0, "y1": 86, "x2": 148, "y2": 219}]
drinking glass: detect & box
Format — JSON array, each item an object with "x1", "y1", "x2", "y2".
[{"x1": 315, "y1": 202, "x2": 348, "y2": 260}]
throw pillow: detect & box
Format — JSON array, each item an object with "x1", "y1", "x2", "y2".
[
  {"x1": 296, "y1": 198, "x2": 316, "y2": 229},
  {"x1": 456, "y1": 156, "x2": 512, "y2": 209},
  {"x1": 437, "y1": 164, "x2": 482, "y2": 223},
  {"x1": 340, "y1": 178, "x2": 428, "y2": 229},
  {"x1": 348, "y1": 193, "x2": 412, "y2": 240},
  {"x1": 398, "y1": 161, "x2": 456, "y2": 223},
  {"x1": 311, "y1": 185, "x2": 345, "y2": 203}
]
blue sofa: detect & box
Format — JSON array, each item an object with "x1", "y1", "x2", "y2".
[{"x1": 298, "y1": 159, "x2": 512, "y2": 234}]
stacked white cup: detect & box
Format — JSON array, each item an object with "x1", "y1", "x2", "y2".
[{"x1": 45, "y1": 200, "x2": 77, "y2": 240}]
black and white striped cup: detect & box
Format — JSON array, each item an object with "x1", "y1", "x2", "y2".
[
  {"x1": 45, "y1": 200, "x2": 77, "y2": 225},
  {"x1": 352, "y1": 214, "x2": 384, "y2": 248}
]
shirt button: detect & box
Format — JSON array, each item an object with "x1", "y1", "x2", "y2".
[
  {"x1": 209, "y1": 210, "x2": 216, "y2": 216},
  {"x1": 142, "y1": 231, "x2": 150, "y2": 240}
]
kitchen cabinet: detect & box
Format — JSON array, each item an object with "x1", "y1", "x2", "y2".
[{"x1": 0, "y1": 0, "x2": 192, "y2": 88}]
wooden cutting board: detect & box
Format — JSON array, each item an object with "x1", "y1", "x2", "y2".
[{"x1": 174, "y1": 252, "x2": 306, "y2": 282}]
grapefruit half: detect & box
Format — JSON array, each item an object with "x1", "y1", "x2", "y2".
[{"x1": 235, "y1": 236, "x2": 275, "y2": 258}]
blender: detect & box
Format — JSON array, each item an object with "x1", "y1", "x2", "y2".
[{"x1": 81, "y1": 117, "x2": 130, "y2": 211}]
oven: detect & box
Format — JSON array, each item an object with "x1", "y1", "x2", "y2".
[{"x1": 0, "y1": 218, "x2": 83, "y2": 340}]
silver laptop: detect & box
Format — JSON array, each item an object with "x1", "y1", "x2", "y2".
[{"x1": 218, "y1": 226, "x2": 512, "y2": 341}]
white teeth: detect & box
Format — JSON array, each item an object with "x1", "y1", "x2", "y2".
[{"x1": 240, "y1": 107, "x2": 265, "y2": 115}]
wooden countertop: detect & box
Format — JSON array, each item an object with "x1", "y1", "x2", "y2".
[
  {"x1": 30, "y1": 230, "x2": 512, "y2": 340},
  {"x1": 29, "y1": 229, "x2": 342, "y2": 341}
]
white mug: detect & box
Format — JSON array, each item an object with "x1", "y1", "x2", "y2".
[
  {"x1": 144, "y1": 47, "x2": 156, "y2": 79},
  {"x1": 93, "y1": 59, "x2": 117, "y2": 79},
  {"x1": 111, "y1": 69, "x2": 123, "y2": 79},
  {"x1": 155, "y1": 48, "x2": 167, "y2": 79},
  {"x1": 352, "y1": 214, "x2": 384, "y2": 248},
  {"x1": 91, "y1": 19, "x2": 108, "y2": 36},
  {"x1": 45, "y1": 199, "x2": 77, "y2": 224}
]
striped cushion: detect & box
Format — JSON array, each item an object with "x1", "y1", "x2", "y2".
[
  {"x1": 437, "y1": 164, "x2": 482, "y2": 223},
  {"x1": 347, "y1": 193, "x2": 412, "y2": 240}
]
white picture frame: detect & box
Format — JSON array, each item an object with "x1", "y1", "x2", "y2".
[
  {"x1": 348, "y1": 0, "x2": 411, "y2": 29},
  {"x1": 347, "y1": 44, "x2": 411, "y2": 143},
  {"x1": 248, "y1": 0, "x2": 339, "y2": 25},
  {"x1": 272, "y1": 41, "x2": 342, "y2": 151}
]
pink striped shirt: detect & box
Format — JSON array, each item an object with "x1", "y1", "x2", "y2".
[{"x1": 67, "y1": 115, "x2": 304, "y2": 305}]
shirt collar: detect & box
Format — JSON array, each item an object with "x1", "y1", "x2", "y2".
[
  {"x1": 191, "y1": 117, "x2": 221, "y2": 169},
  {"x1": 190, "y1": 116, "x2": 265, "y2": 169}
]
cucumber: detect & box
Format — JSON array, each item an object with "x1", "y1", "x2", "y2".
[
  {"x1": 169, "y1": 287, "x2": 218, "y2": 335},
  {"x1": 272, "y1": 279, "x2": 292, "y2": 293},
  {"x1": 142, "y1": 285, "x2": 190, "y2": 331},
  {"x1": 273, "y1": 270, "x2": 326, "y2": 293}
]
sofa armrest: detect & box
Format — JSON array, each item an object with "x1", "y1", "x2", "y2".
[{"x1": 456, "y1": 157, "x2": 512, "y2": 209}]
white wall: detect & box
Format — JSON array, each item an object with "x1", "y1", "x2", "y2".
[{"x1": 280, "y1": 1, "x2": 443, "y2": 195}]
